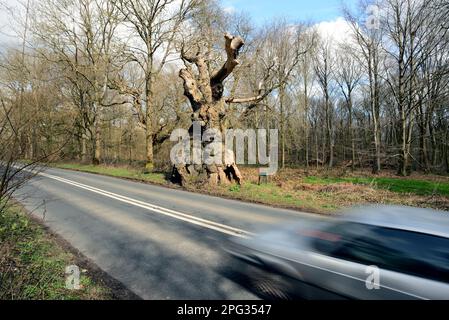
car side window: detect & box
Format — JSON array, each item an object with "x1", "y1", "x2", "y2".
[
  {"x1": 328, "y1": 224, "x2": 449, "y2": 283},
  {"x1": 310, "y1": 221, "x2": 363, "y2": 255}
]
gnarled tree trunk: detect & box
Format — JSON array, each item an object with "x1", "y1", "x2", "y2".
[{"x1": 174, "y1": 33, "x2": 245, "y2": 186}]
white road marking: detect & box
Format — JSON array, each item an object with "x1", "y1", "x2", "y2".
[{"x1": 36, "y1": 171, "x2": 253, "y2": 238}]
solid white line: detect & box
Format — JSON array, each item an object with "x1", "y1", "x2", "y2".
[{"x1": 36, "y1": 171, "x2": 253, "y2": 238}]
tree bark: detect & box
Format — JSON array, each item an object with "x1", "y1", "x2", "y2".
[
  {"x1": 145, "y1": 71, "x2": 155, "y2": 170},
  {"x1": 175, "y1": 33, "x2": 246, "y2": 186},
  {"x1": 279, "y1": 84, "x2": 286, "y2": 169}
]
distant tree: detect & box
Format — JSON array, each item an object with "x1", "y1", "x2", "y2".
[
  {"x1": 112, "y1": 0, "x2": 202, "y2": 171},
  {"x1": 314, "y1": 37, "x2": 335, "y2": 168},
  {"x1": 335, "y1": 44, "x2": 362, "y2": 170}
]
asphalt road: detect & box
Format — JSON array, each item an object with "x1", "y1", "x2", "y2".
[{"x1": 14, "y1": 167, "x2": 317, "y2": 299}]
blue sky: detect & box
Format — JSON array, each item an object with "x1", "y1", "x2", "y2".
[{"x1": 222, "y1": 0, "x2": 358, "y2": 24}]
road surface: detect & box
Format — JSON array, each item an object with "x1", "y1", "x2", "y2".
[{"x1": 14, "y1": 167, "x2": 317, "y2": 299}]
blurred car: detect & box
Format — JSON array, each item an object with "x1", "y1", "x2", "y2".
[{"x1": 225, "y1": 205, "x2": 449, "y2": 300}]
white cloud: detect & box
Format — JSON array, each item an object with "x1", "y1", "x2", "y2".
[
  {"x1": 314, "y1": 16, "x2": 354, "y2": 45},
  {"x1": 223, "y1": 6, "x2": 236, "y2": 14}
]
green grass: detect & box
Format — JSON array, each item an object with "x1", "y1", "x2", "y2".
[
  {"x1": 303, "y1": 176, "x2": 449, "y2": 197},
  {"x1": 54, "y1": 163, "x2": 449, "y2": 197},
  {"x1": 49, "y1": 162, "x2": 449, "y2": 213},
  {"x1": 0, "y1": 204, "x2": 111, "y2": 300},
  {"x1": 228, "y1": 182, "x2": 306, "y2": 208},
  {"x1": 54, "y1": 163, "x2": 167, "y2": 185}
]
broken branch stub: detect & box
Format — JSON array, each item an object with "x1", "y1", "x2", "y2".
[{"x1": 211, "y1": 33, "x2": 245, "y2": 86}]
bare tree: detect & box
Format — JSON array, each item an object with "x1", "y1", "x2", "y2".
[
  {"x1": 314, "y1": 37, "x2": 335, "y2": 168},
  {"x1": 382, "y1": 0, "x2": 448, "y2": 175},
  {"x1": 2, "y1": 0, "x2": 449, "y2": 179},
  {"x1": 33, "y1": 0, "x2": 123, "y2": 164},
  {"x1": 0, "y1": 94, "x2": 45, "y2": 217},
  {"x1": 259, "y1": 21, "x2": 309, "y2": 169},
  {"x1": 345, "y1": 2, "x2": 384, "y2": 173},
  {"x1": 335, "y1": 44, "x2": 362, "y2": 170},
  {"x1": 112, "y1": 0, "x2": 202, "y2": 171},
  {"x1": 175, "y1": 33, "x2": 245, "y2": 185}
]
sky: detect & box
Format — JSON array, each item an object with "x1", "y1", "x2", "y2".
[
  {"x1": 0, "y1": 0, "x2": 359, "y2": 51},
  {"x1": 222, "y1": 0, "x2": 359, "y2": 24}
]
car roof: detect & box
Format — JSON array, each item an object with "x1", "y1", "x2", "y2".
[{"x1": 342, "y1": 205, "x2": 449, "y2": 239}]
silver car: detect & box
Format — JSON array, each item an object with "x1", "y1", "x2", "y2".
[{"x1": 225, "y1": 205, "x2": 449, "y2": 300}]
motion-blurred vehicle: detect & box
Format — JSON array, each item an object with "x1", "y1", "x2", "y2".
[{"x1": 225, "y1": 205, "x2": 449, "y2": 300}]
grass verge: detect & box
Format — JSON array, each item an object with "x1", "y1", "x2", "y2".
[
  {"x1": 0, "y1": 203, "x2": 136, "y2": 300},
  {"x1": 50, "y1": 163, "x2": 449, "y2": 214},
  {"x1": 54, "y1": 163, "x2": 167, "y2": 185},
  {"x1": 303, "y1": 176, "x2": 449, "y2": 197}
]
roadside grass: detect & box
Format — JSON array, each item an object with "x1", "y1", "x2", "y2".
[
  {"x1": 0, "y1": 204, "x2": 112, "y2": 300},
  {"x1": 218, "y1": 181, "x2": 405, "y2": 214},
  {"x1": 54, "y1": 163, "x2": 166, "y2": 185},
  {"x1": 303, "y1": 176, "x2": 449, "y2": 197},
  {"x1": 49, "y1": 162, "x2": 449, "y2": 214}
]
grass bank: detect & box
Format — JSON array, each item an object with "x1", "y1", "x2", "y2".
[
  {"x1": 0, "y1": 203, "x2": 124, "y2": 300},
  {"x1": 50, "y1": 163, "x2": 449, "y2": 214},
  {"x1": 54, "y1": 163, "x2": 167, "y2": 185},
  {"x1": 303, "y1": 176, "x2": 449, "y2": 197}
]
